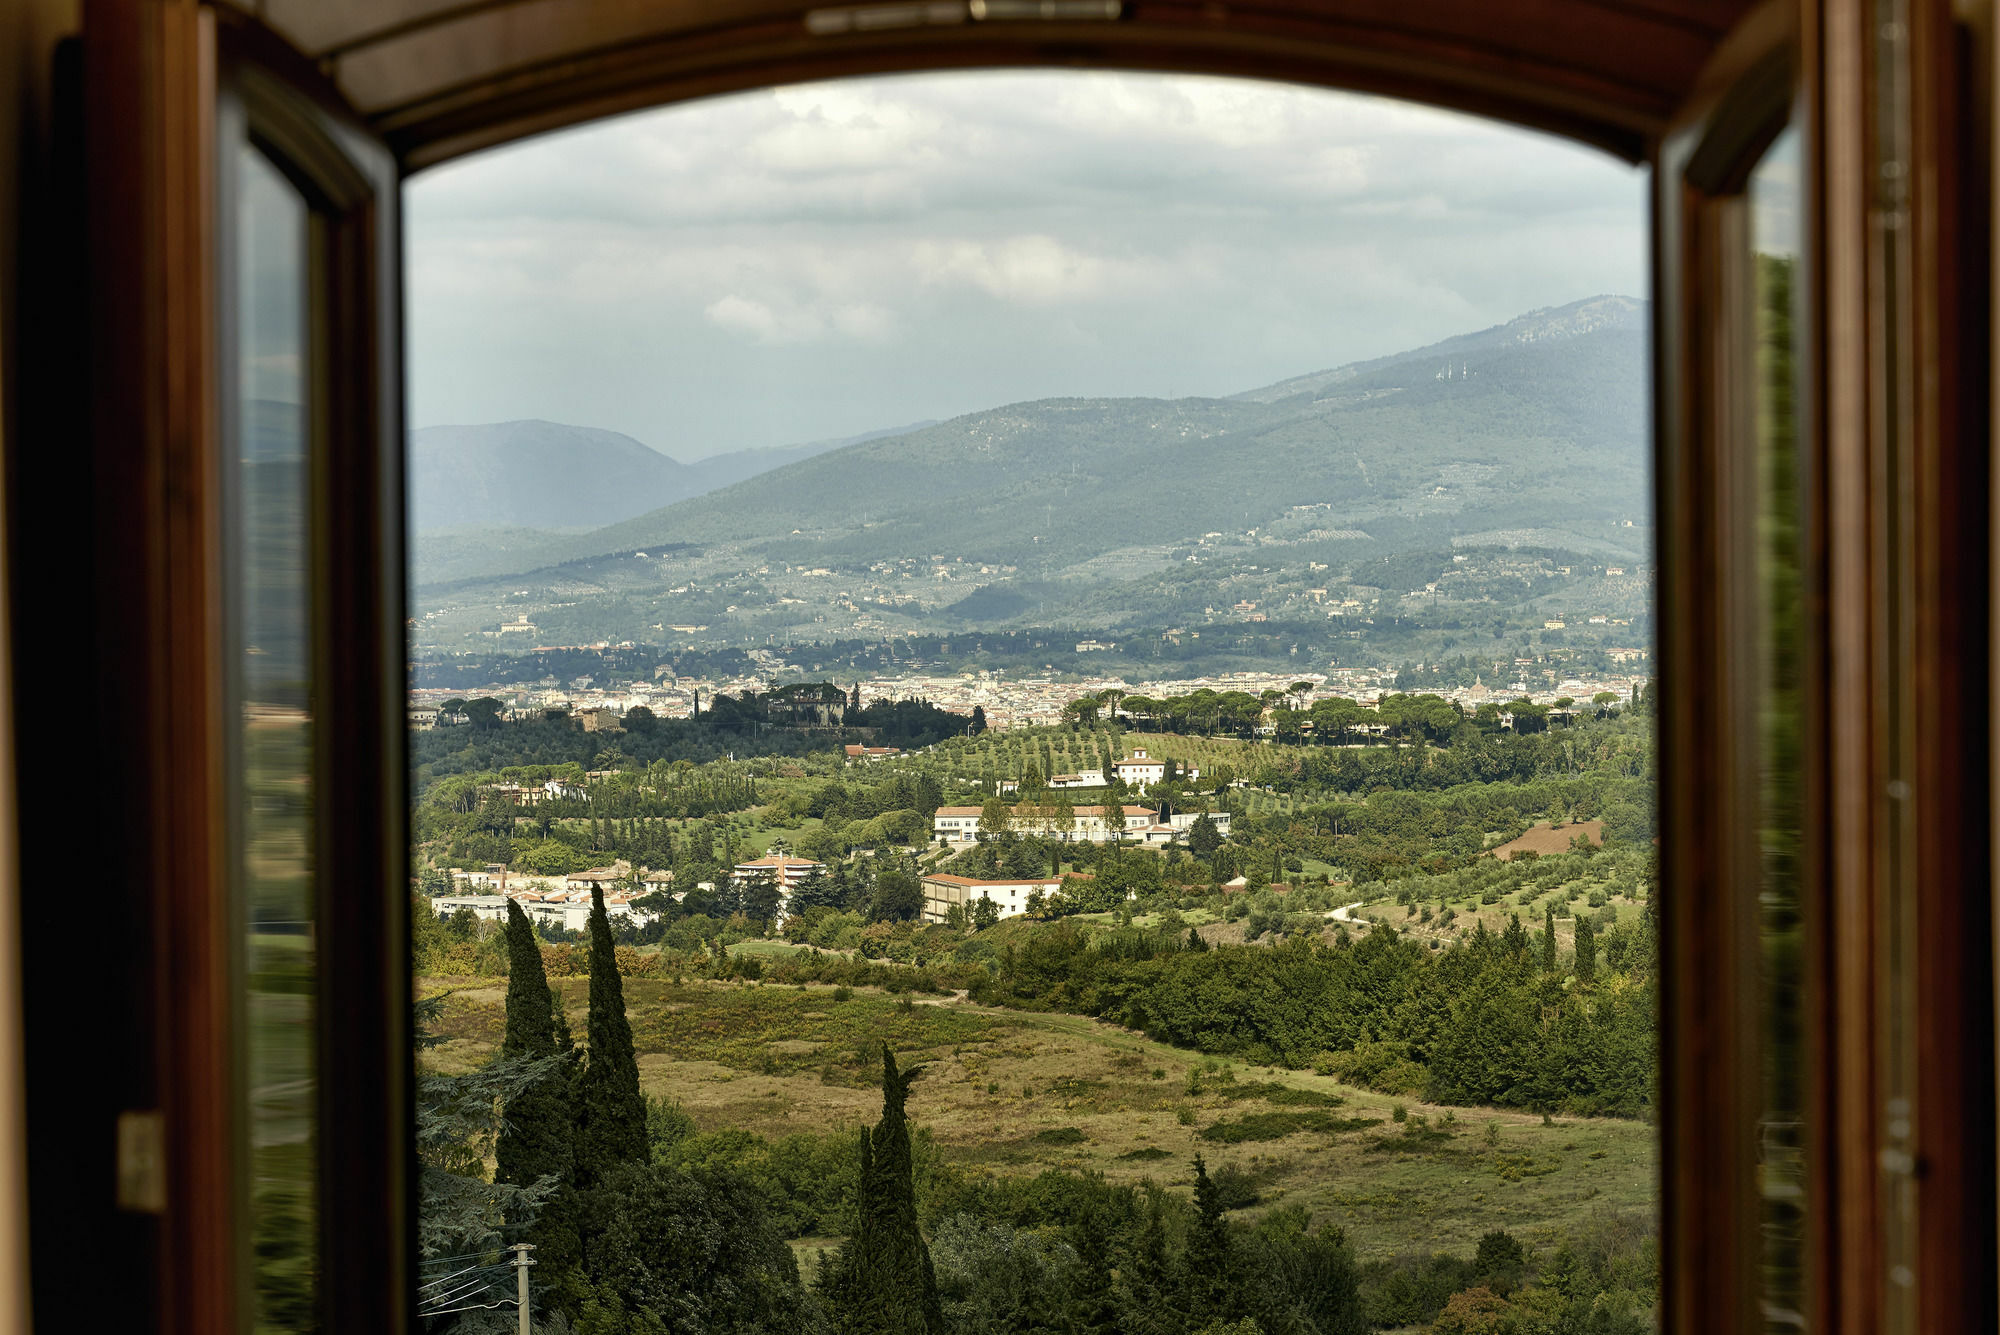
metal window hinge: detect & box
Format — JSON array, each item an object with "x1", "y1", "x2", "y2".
[{"x1": 116, "y1": 1110, "x2": 166, "y2": 1214}]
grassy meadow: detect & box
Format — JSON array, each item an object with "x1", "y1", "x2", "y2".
[{"x1": 421, "y1": 973, "x2": 1654, "y2": 1262}]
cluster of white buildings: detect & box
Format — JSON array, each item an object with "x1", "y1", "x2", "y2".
[
  {"x1": 430, "y1": 851, "x2": 831, "y2": 932},
  {"x1": 931, "y1": 802, "x2": 1229, "y2": 846},
  {"x1": 412, "y1": 660, "x2": 1652, "y2": 740}
]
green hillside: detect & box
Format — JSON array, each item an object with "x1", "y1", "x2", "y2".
[{"x1": 412, "y1": 296, "x2": 1649, "y2": 645}]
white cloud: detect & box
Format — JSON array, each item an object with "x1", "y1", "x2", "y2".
[
  {"x1": 703, "y1": 293, "x2": 894, "y2": 344},
  {"x1": 912, "y1": 235, "x2": 1137, "y2": 305},
  {"x1": 406, "y1": 70, "x2": 1646, "y2": 456}
]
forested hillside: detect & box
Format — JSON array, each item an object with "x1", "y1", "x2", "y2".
[{"x1": 413, "y1": 297, "x2": 1647, "y2": 602}]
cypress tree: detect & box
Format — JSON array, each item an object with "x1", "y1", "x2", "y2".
[
  {"x1": 1183, "y1": 1155, "x2": 1236, "y2": 1326},
  {"x1": 573, "y1": 884, "x2": 647, "y2": 1191},
  {"x1": 1118, "y1": 1202, "x2": 1177, "y2": 1335},
  {"x1": 495, "y1": 902, "x2": 580, "y2": 1274},
  {"x1": 551, "y1": 985, "x2": 574, "y2": 1053},
  {"x1": 1068, "y1": 1210, "x2": 1122, "y2": 1334},
  {"x1": 1574, "y1": 912, "x2": 1598, "y2": 983},
  {"x1": 1542, "y1": 905, "x2": 1559, "y2": 974},
  {"x1": 824, "y1": 1047, "x2": 942, "y2": 1334}
]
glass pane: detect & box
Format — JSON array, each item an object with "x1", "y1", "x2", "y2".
[
  {"x1": 1750, "y1": 126, "x2": 1806, "y2": 1333},
  {"x1": 232, "y1": 143, "x2": 318, "y2": 1334}
]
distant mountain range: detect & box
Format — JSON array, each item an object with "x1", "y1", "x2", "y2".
[
  {"x1": 410, "y1": 418, "x2": 934, "y2": 532},
  {"x1": 414, "y1": 297, "x2": 1648, "y2": 603}
]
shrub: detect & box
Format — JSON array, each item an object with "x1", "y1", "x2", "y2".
[
  {"x1": 1431, "y1": 1286, "x2": 1512, "y2": 1335},
  {"x1": 1318, "y1": 1041, "x2": 1430, "y2": 1098},
  {"x1": 1198, "y1": 1111, "x2": 1382, "y2": 1144}
]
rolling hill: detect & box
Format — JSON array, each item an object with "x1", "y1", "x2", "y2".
[
  {"x1": 410, "y1": 418, "x2": 935, "y2": 533},
  {"x1": 413, "y1": 295, "x2": 1648, "y2": 598}
]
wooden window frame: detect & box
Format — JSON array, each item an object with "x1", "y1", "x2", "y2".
[
  {"x1": 32, "y1": 3, "x2": 1998, "y2": 1334},
  {"x1": 1657, "y1": 3, "x2": 1996, "y2": 1334},
  {"x1": 215, "y1": 30, "x2": 416, "y2": 1335}
]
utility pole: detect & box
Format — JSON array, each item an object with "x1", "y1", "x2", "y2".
[{"x1": 511, "y1": 1242, "x2": 536, "y2": 1335}]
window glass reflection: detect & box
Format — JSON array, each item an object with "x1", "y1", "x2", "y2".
[
  {"x1": 233, "y1": 142, "x2": 319, "y2": 1334},
  {"x1": 1749, "y1": 125, "x2": 1806, "y2": 1333}
]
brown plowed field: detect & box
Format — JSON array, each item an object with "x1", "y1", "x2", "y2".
[{"x1": 1487, "y1": 820, "x2": 1604, "y2": 860}]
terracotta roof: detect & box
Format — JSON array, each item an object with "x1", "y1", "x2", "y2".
[{"x1": 921, "y1": 874, "x2": 1059, "y2": 888}]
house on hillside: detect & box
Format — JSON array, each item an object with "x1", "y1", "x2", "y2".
[
  {"x1": 930, "y1": 803, "x2": 1193, "y2": 844},
  {"x1": 431, "y1": 894, "x2": 509, "y2": 923},
  {"x1": 513, "y1": 887, "x2": 653, "y2": 933},
  {"x1": 731, "y1": 853, "x2": 825, "y2": 891},
  {"x1": 766, "y1": 681, "x2": 848, "y2": 726},
  {"x1": 565, "y1": 863, "x2": 629, "y2": 892},
  {"x1": 576, "y1": 707, "x2": 624, "y2": 733},
  {"x1": 843, "y1": 744, "x2": 901, "y2": 762},
  {"x1": 485, "y1": 782, "x2": 544, "y2": 806},
  {"x1": 1048, "y1": 770, "x2": 1106, "y2": 789},
  {"x1": 1113, "y1": 748, "x2": 1166, "y2": 786},
  {"x1": 919, "y1": 874, "x2": 1061, "y2": 924}
]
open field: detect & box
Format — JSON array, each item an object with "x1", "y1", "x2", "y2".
[
  {"x1": 421, "y1": 974, "x2": 1654, "y2": 1261},
  {"x1": 1489, "y1": 820, "x2": 1605, "y2": 861}
]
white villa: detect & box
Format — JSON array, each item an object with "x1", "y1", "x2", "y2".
[
  {"x1": 731, "y1": 853, "x2": 825, "y2": 890},
  {"x1": 1113, "y1": 747, "x2": 1167, "y2": 786},
  {"x1": 932, "y1": 804, "x2": 1227, "y2": 845},
  {"x1": 432, "y1": 885, "x2": 652, "y2": 933}
]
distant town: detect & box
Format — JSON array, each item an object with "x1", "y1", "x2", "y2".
[{"x1": 409, "y1": 658, "x2": 1651, "y2": 734}]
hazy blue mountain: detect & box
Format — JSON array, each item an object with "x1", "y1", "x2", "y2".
[
  {"x1": 1229, "y1": 294, "x2": 1645, "y2": 404},
  {"x1": 411, "y1": 421, "x2": 690, "y2": 532},
  {"x1": 410, "y1": 418, "x2": 936, "y2": 534},
  {"x1": 418, "y1": 295, "x2": 1646, "y2": 591},
  {"x1": 679, "y1": 422, "x2": 936, "y2": 496}
]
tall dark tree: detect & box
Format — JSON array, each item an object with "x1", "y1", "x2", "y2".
[
  {"x1": 869, "y1": 867, "x2": 923, "y2": 923},
  {"x1": 1183, "y1": 1155, "x2": 1237, "y2": 1327},
  {"x1": 1543, "y1": 904, "x2": 1559, "y2": 973},
  {"x1": 738, "y1": 868, "x2": 783, "y2": 925},
  {"x1": 496, "y1": 903, "x2": 580, "y2": 1272},
  {"x1": 576, "y1": 1161, "x2": 819, "y2": 1334},
  {"x1": 822, "y1": 1048, "x2": 942, "y2": 1334},
  {"x1": 415, "y1": 996, "x2": 560, "y2": 1261},
  {"x1": 969, "y1": 705, "x2": 988, "y2": 734},
  {"x1": 786, "y1": 865, "x2": 840, "y2": 920},
  {"x1": 1187, "y1": 812, "x2": 1222, "y2": 858},
  {"x1": 573, "y1": 884, "x2": 648, "y2": 1191},
  {"x1": 1117, "y1": 1203, "x2": 1178, "y2": 1335},
  {"x1": 1574, "y1": 912, "x2": 1598, "y2": 983}
]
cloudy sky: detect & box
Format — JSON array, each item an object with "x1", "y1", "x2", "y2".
[{"x1": 406, "y1": 71, "x2": 1647, "y2": 461}]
